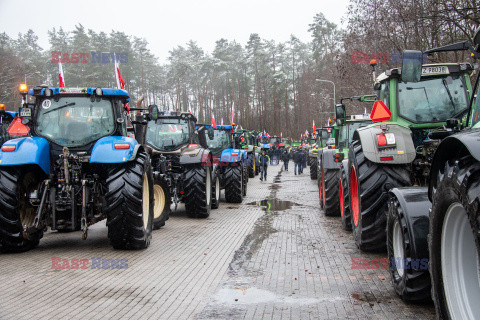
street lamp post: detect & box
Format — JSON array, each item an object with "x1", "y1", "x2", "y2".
[{"x1": 315, "y1": 79, "x2": 336, "y2": 114}]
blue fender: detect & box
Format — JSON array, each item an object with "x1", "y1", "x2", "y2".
[
  {"x1": 0, "y1": 137, "x2": 50, "y2": 174},
  {"x1": 90, "y1": 136, "x2": 139, "y2": 164},
  {"x1": 220, "y1": 149, "x2": 243, "y2": 163}
]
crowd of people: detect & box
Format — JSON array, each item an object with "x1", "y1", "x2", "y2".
[{"x1": 259, "y1": 146, "x2": 309, "y2": 181}]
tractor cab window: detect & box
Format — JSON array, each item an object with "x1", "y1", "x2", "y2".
[
  {"x1": 398, "y1": 75, "x2": 468, "y2": 123},
  {"x1": 207, "y1": 130, "x2": 232, "y2": 153},
  {"x1": 269, "y1": 137, "x2": 281, "y2": 145},
  {"x1": 337, "y1": 125, "x2": 348, "y2": 147},
  {"x1": 35, "y1": 96, "x2": 115, "y2": 147},
  {"x1": 146, "y1": 118, "x2": 190, "y2": 151}
]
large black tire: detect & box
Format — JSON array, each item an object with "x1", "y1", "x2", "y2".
[
  {"x1": 387, "y1": 196, "x2": 431, "y2": 302},
  {"x1": 255, "y1": 158, "x2": 260, "y2": 175},
  {"x1": 184, "y1": 166, "x2": 211, "y2": 218},
  {"x1": 310, "y1": 157, "x2": 318, "y2": 180},
  {"x1": 318, "y1": 163, "x2": 324, "y2": 210},
  {"x1": 105, "y1": 151, "x2": 154, "y2": 250},
  {"x1": 242, "y1": 164, "x2": 248, "y2": 197},
  {"x1": 152, "y1": 177, "x2": 171, "y2": 230},
  {"x1": 211, "y1": 169, "x2": 220, "y2": 209},
  {"x1": 324, "y1": 168, "x2": 341, "y2": 216},
  {"x1": 429, "y1": 156, "x2": 480, "y2": 319},
  {"x1": 248, "y1": 154, "x2": 255, "y2": 178},
  {"x1": 0, "y1": 168, "x2": 44, "y2": 252},
  {"x1": 225, "y1": 165, "x2": 243, "y2": 203},
  {"x1": 340, "y1": 165, "x2": 352, "y2": 231},
  {"x1": 349, "y1": 140, "x2": 411, "y2": 252}
]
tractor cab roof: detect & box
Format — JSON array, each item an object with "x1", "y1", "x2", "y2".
[
  {"x1": 376, "y1": 62, "x2": 473, "y2": 83},
  {"x1": 158, "y1": 111, "x2": 197, "y2": 122},
  {"x1": 28, "y1": 87, "x2": 129, "y2": 101}
]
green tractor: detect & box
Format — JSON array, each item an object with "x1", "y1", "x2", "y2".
[
  {"x1": 348, "y1": 54, "x2": 474, "y2": 253},
  {"x1": 315, "y1": 125, "x2": 336, "y2": 207},
  {"x1": 320, "y1": 105, "x2": 373, "y2": 218},
  {"x1": 236, "y1": 129, "x2": 259, "y2": 178},
  {"x1": 383, "y1": 29, "x2": 480, "y2": 314}
]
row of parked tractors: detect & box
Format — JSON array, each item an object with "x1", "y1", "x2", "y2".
[
  {"x1": 313, "y1": 28, "x2": 480, "y2": 319},
  {"x1": 0, "y1": 85, "x2": 265, "y2": 253}
]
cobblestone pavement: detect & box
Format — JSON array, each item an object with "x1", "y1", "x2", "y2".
[{"x1": 0, "y1": 164, "x2": 435, "y2": 319}]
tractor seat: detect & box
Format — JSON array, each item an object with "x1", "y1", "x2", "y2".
[{"x1": 65, "y1": 121, "x2": 89, "y2": 141}]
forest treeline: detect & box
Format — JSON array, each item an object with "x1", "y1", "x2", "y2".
[{"x1": 0, "y1": 0, "x2": 478, "y2": 138}]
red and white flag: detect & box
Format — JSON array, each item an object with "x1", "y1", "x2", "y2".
[
  {"x1": 221, "y1": 118, "x2": 224, "y2": 126},
  {"x1": 211, "y1": 113, "x2": 217, "y2": 129},
  {"x1": 58, "y1": 63, "x2": 65, "y2": 88},
  {"x1": 114, "y1": 56, "x2": 125, "y2": 90},
  {"x1": 230, "y1": 102, "x2": 234, "y2": 124},
  {"x1": 280, "y1": 132, "x2": 283, "y2": 138},
  {"x1": 313, "y1": 120, "x2": 316, "y2": 133}
]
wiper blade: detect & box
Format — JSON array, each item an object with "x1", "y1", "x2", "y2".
[
  {"x1": 442, "y1": 78, "x2": 456, "y2": 109},
  {"x1": 44, "y1": 102, "x2": 76, "y2": 114}
]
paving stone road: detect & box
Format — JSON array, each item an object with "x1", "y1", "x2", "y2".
[{"x1": 0, "y1": 164, "x2": 435, "y2": 319}]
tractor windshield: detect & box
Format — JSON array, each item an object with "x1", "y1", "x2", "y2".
[
  {"x1": 146, "y1": 118, "x2": 190, "y2": 151},
  {"x1": 398, "y1": 74, "x2": 468, "y2": 123},
  {"x1": 338, "y1": 121, "x2": 372, "y2": 145},
  {"x1": 207, "y1": 130, "x2": 232, "y2": 153},
  {"x1": 35, "y1": 96, "x2": 115, "y2": 147},
  {"x1": 471, "y1": 84, "x2": 480, "y2": 128},
  {"x1": 269, "y1": 137, "x2": 281, "y2": 144}
]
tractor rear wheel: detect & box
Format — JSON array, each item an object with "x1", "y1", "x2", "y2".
[
  {"x1": 349, "y1": 140, "x2": 411, "y2": 252},
  {"x1": 340, "y1": 166, "x2": 352, "y2": 231},
  {"x1": 248, "y1": 154, "x2": 255, "y2": 178},
  {"x1": 225, "y1": 165, "x2": 243, "y2": 203},
  {"x1": 429, "y1": 156, "x2": 480, "y2": 319},
  {"x1": 310, "y1": 157, "x2": 318, "y2": 180},
  {"x1": 0, "y1": 168, "x2": 44, "y2": 252},
  {"x1": 105, "y1": 151, "x2": 154, "y2": 250},
  {"x1": 152, "y1": 177, "x2": 171, "y2": 230},
  {"x1": 184, "y1": 166, "x2": 211, "y2": 218},
  {"x1": 387, "y1": 196, "x2": 431, "y2": 302}
]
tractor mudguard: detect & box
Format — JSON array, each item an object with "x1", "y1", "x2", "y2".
[
  {"x1": 428, "y1": 128, "x2": 480, "y2": 200},
  {"x1": 90, "y1": 136, "x2": 140, "y2": 164},
  {"x1": 0, "y1": 137, "x2": 50, "y2": 174},
  {"x1": 354, "y1": 124, "x2": 416, "y2": 164},
  {"x1": 219, "y1": 149, "x2": 243, "y2": 163},
  {"x1": 389, "y1": 187, "x2": 431, "y2": 261},
  {"x1": 322, "y1": 149, "x2": 342, "y2": 170},
  {"x1": 180, "y1": 148, "x2": 211, "y2": 165}
]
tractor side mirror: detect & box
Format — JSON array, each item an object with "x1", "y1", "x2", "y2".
[
  {"x1": 207, "y1": 128, "x2": 215, "y2": 140},
  {"x1": 474, "y1": 26, "x2": 480, "y2": 46},
  {"x1": 147, "y1": 105, "x2": 159, "y2": 121},
  {"x1": 401, "y1": 50, "x2": 423, "y2": 83},
  {"x1": 335, "y1": 104, "x2": 346, "y2": 125}
]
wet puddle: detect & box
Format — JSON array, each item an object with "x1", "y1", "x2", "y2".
[
  {"x1": 213, "y1": 287, "x2": 343, "y2": 305},
  {"x1": 247, "y1": 199, "x2": 299, "y2": 212}
]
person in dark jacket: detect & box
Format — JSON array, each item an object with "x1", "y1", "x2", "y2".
[
  {"x1": 299, "y1": 148, "x2": 306, "y2": 174},
  {"x1": 281, "y1": 150, "x2": 290, "y2": 171},
  {"x1": 293, "y1": 148, "x2": 301, "y2": 175},
  {"x1": 259, "y1": 150, "x2": 270, "y2": 181}
]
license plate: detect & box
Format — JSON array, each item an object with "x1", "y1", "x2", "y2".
[
  {"x1": 422, "y1": 66, "x2": 449, "y2": 76},
  {"x1": 20, "y1": 108, "x2": 31, "y2": 117}
]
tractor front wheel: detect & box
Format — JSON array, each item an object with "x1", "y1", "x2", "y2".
[
  {"x1": 429, "y1": 156, "x2": 480, "y2": 319},
  {"x1": 225, "y1": 165, "x2": 243, "y2": 203},
  {"x1": 152, "y1": 177, "x2": 171, "y2": 230},
  {"x1": 184, "y1": 166, "x2": 211, "y2": 218}
]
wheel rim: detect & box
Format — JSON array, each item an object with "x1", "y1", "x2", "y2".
[
  {"x1": 215, "y1": 177, "x2": 220, "y2": 201},
  {"x1": 153, "y1": 184, "x2": 166, "y2": 219},
  {"x1": 142, "y1": 173, "x2": 150, "y2": 228},
  {"x1": 339, "y1": 178, "x2": 344, "y2": 217},
  {"x1": 441, "y1": 202, "x2": 480, "y2": 320},
  {"x1": 206, "y1": 168, "x2": 211, "y2": 206},
  {"x1": 392, "y1": 220, "x2": 405, "y2": 278},
  {"x1": 350, "y1": 165, "x2": 359, "y2": 226}
]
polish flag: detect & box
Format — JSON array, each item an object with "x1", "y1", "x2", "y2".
[
  {"x1": 221, "y1": 118, "x2": 224, "y2": 126},
  {"x1": 58, "y1": 63, "x2": 65, "y2": 87},
  {"x1": 313, "y1": 120, "x2": 316, "y2": 133},
  {"x1": 211, "y1": 114, "x2": 217, "y2": 129},
  {"x1": 114, "y1": 55, "x2": 129, "y2": 112}
]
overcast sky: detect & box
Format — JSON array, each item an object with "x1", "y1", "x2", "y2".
[{"x1": 0, "y1": 0, "x2": 349, "y2": 63}]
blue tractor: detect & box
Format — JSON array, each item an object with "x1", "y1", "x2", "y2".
[
  {"x1": 0, "y1": 85, "x2": 154, "y2": 252},
  {"x1": 201, "y1": 125, "x2": 248, "y2": 204}
]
